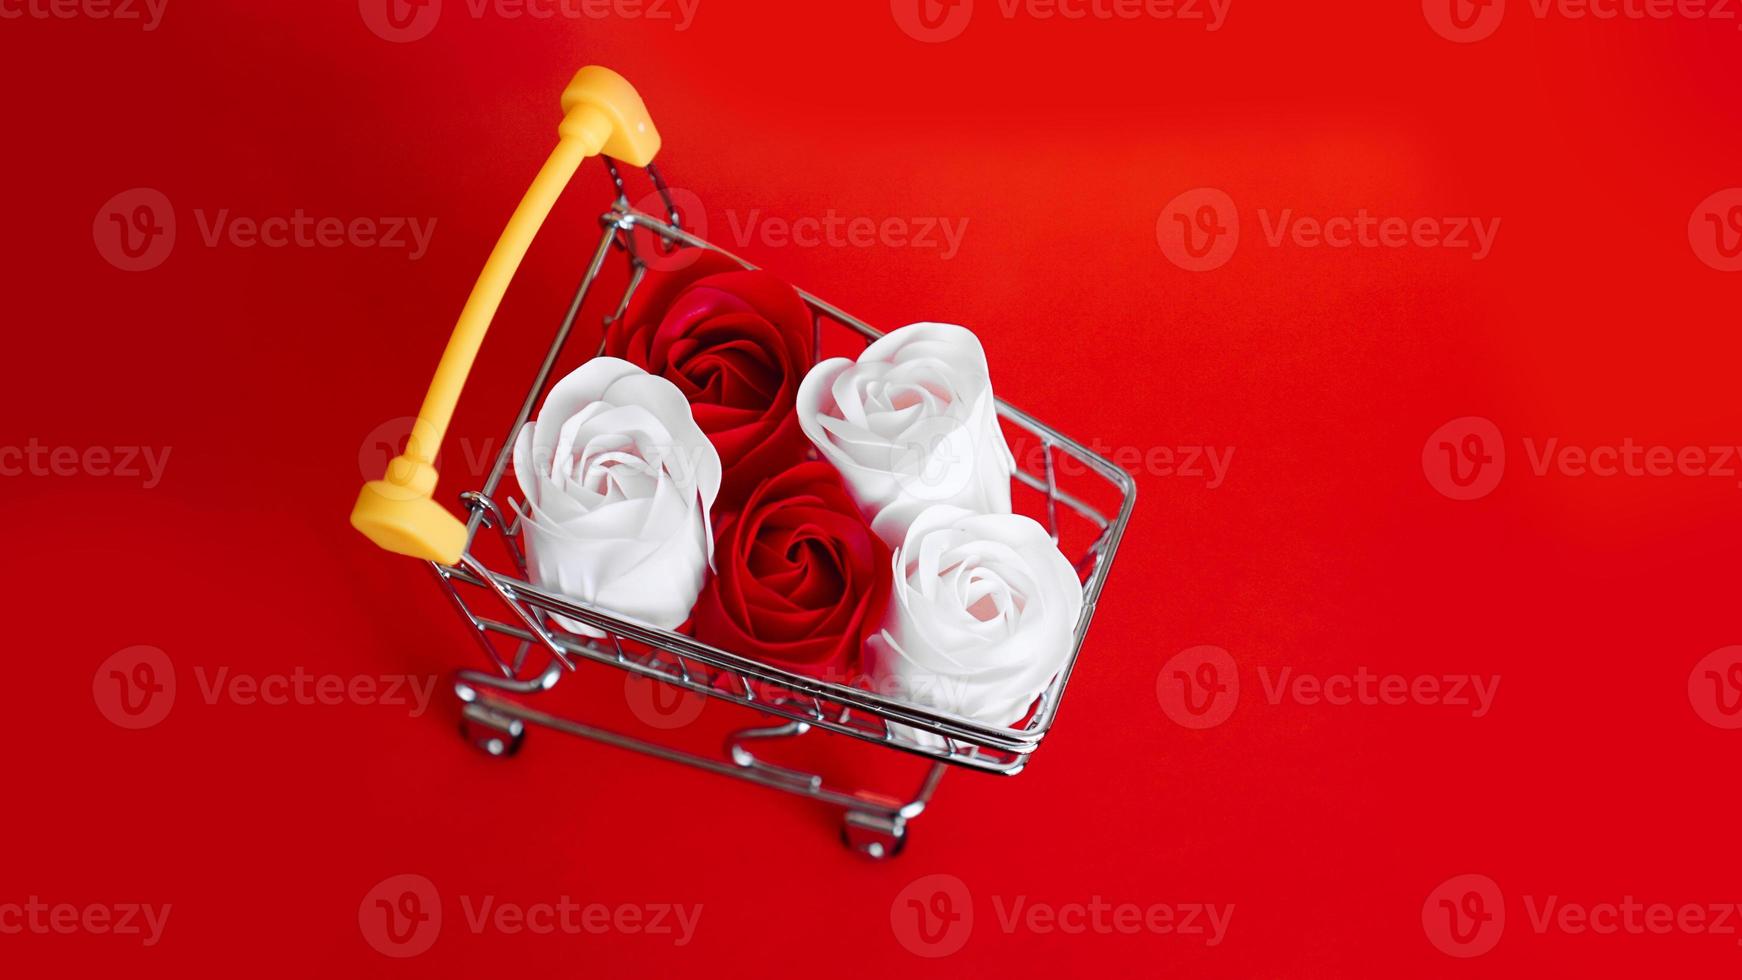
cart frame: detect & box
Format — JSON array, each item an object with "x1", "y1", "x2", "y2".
[{"x1": 418, "y1": 163, "x2": 1136, "y2": 859}]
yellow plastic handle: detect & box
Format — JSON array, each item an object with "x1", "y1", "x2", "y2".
[{"x1": 351, "y1": 66, "x2": 661, "y2": 563}]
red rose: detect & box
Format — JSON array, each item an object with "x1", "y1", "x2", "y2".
[
  {"x1": 693, "y1": 462, "x2": 892, "y2": 684},
  {"x1": 605, "y1": 248, "x2": 815, "y2": 506}
]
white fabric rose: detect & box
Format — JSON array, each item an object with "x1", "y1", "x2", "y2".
[
  {"x1": 796, "y1": 322, "x2": 1015, "y2": 547},
  {"x1": 511, "y1": 357, "x2": 721, "y2": 636},
  {"x1": 867, "y1": 505, "x2": 1084, "y2": 729}
]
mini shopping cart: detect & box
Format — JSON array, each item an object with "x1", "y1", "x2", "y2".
[{"x1": 350, "y1": 67, "x2": 1135, "y2": 858}]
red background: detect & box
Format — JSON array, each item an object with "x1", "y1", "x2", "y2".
[{"x1": 4, "y1": 0, "x2": 1740, "y2": 974}]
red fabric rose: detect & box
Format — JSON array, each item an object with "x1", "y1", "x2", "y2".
[
  {"x1": 693, "y1": 462, "x2": 892, "y2": 685},
  {"x1": 605, "y1": 248, "x2": 815, "y2": 507}
]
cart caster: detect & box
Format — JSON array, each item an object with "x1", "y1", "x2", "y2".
[
  {"x1": 460, "y1": 702, "x2": 525, "y2": 758},
  {"x1": 841, "y1": 811, "x2": 907, "y2": 860}
]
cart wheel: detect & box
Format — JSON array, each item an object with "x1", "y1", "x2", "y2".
[
  {"x1": 841, "y1": 811, "x2": 907, "y2": 860},
  {"x1": 459, "y1": 702, "x2": 525, "y2": 759}
]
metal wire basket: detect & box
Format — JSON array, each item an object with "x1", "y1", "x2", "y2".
[{"x1": 353, "y1": 68, "x2": 1134, "y2": 858}]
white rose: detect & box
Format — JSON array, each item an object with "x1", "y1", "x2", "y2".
[
  {"x1": 511, "y1": 357, "x2": 721, "y2": 635},
  {"x1": 868, "y1": 505, "x2": 1084, "y2": 729},
  {"x1": 796, "y1": 322, "x2": 1015, "y2": 547}
]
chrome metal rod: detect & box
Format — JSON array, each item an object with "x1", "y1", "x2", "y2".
[{"x1": 467, "y1": 692, "x2": 935, "y2": 820}]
